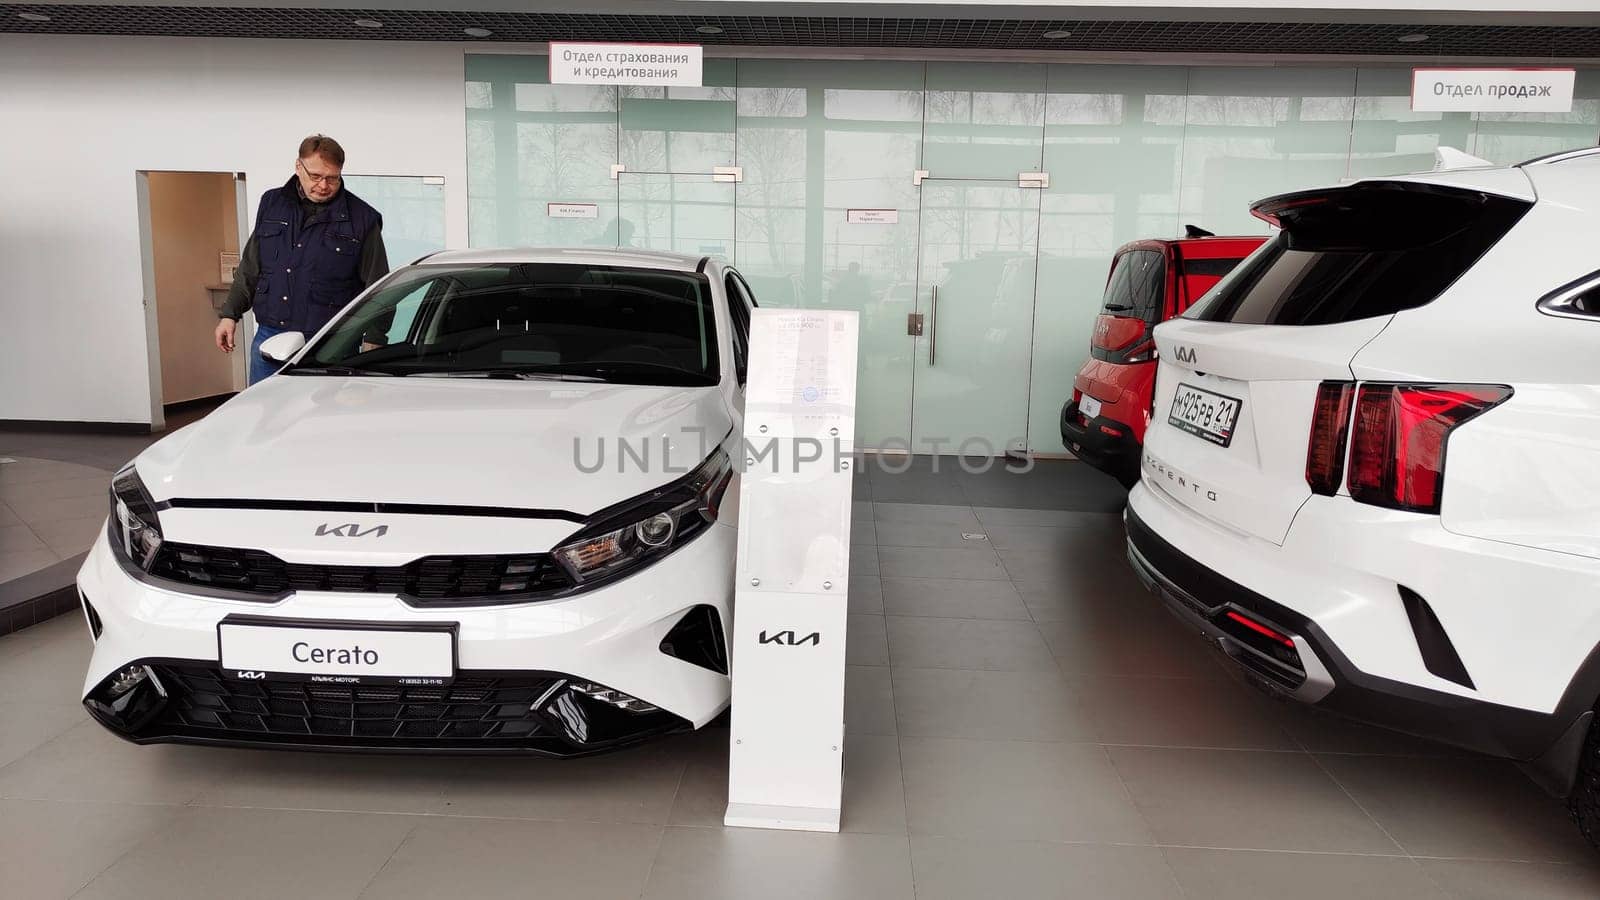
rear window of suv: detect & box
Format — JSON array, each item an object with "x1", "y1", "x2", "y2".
[
  {"x1": 1102, "y1": 249, "x2": 1167, "y2": 325},
  {"x1": 1186, "y1": 183, "x2": 1530, "y2": 326}
]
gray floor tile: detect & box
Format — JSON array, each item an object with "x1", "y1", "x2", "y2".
[
  {"x1": 911, "y1": 837, "x2": 1184, "y2": 900},
  {"x1": 868, "y1": 479, "x2": 967, "y2": 506},
  {"x1": 877, "y1": 546, "x2": 1007, "y2": 581},
  {"x1": 4, "y1": 492, "x2": 108, "y2": 525},
  {"x1": 998, "y1": 547, "x2": 1132, "y2": 584},
  {"x1": 850, "y1": 520, "x2": 876, "y2": 546},
  {"x1": 190, "y1": 750, "x2": 454, "y2": 815},
  {"x1": 642, "y1": 827, "x2": 914, "y2": 900},
  {"x1": 1418, "y1": 857, "x2": 1600, "y2": 899},
  {"x1": 871, "y1": 502, "x2": 982, "y2": 528},
  {"x1": 1162, "y1": 847, "x2": 1444, "y2": 900},
  {"x1": 0, "y1": 799, "x2": 181, "y2": 900},
  {"x1": 0, "y1": 474, "x2": 111, "y2": 504},
  {"x1": 0, "y1": 623, "x2": 94, "y2": 705},
  {"x1": 0, "y1": 698, "x2": 89, "y2": 769},
  {"x1": 0, "y1": 501, "x2": 20, "y2": 528},
  {"x1": 1018, "y1": 570, "x2": 1170, "y2": 623},
  {"x1": 973, "y1": 507, "x2": 1123, "y2": 528},
  {"x1": 1036, "y1": 607, "x2": 1230, "y2": 681},
  {"x1": 848, "y1": 614, "x2": 890, "y2": 666},
  {"x1": 0, "y1": 458, "x2": 110, "y2": 485},
  {"x1": 849, "y1": 545, "x2": 879, "y2": 577},
  {"x1": 873, "y1": 521, "x2": 987, "y2": 549},
  {"x1": 359, "y1": 817, "x2": 663, "y2": 900},
  {"x1": 892, "y1": 668, "x2": 1094, "y2": 742},
  {"x1": 880, "y1": 577, "x2": 1030, "y2": 620},
  {"x1": 852, "y1": 500, "x2": 875, "y2": 522},
  {"x1": 74, "y1": 806, "x2": 416, "y2": 900},
  {"x1": 1316, "y1": 753, "x2": 1594, "y2": 862},
  {"x1": 435, "y1": 739, "x2": 692, "y2": 824},
  {"x1": 1107, "y1": 747, "x2": 1402, "y2": 853},
  {"x1": 900, "y1": 737, "x2": 1153, "y2": 843},
  {"x1": 1277, "y1": 705, "x2": 1475, "y2": 758},
  {"x1": 886, "y1": 617, "x2": 1056, "y2": 672},
  {"x1": 984, "y1": 524, "x2": 1125, "y2": 553},
  {"x1": 1073, "y1": 675, "x2": 1300, "y2": 750},
  {"x1": 849, "y1": 576, "x2": 884, "y2": 615},
  {"x1": 845, "y1": 665, "x2": 896, "y2": 736},
  {"x1": 0, "y1": 547, "x2": 60, "y2": 582},
  {"x1": 0, "y1": 720, "x2": 243, "y2": 805},
  {"x1": 0, "y1": 523, "x2": 48, "y2": 554},
  {"x1": 28, "y1": 515, "x2": 106, "y2": 557}
]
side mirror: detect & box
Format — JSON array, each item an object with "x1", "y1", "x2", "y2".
[{"x1": 258, "y1": 331, "x2": 307, "y2": 363}]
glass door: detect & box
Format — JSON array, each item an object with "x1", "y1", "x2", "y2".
[{"x1": 910, "y1": 179, "x2": 1042, "y2": 456}]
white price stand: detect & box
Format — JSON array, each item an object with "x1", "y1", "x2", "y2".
[{"x1": 725, "y1": 308, "x2": 859, "y2": 833}]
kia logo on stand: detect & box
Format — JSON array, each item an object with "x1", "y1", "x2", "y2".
[{"x1": 758, "y1": 629, "x2": 821, "y2": 647}]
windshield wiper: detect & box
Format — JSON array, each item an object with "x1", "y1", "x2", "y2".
[
  {"x1": 408, "y1": 368, "x2": 607, "y2": 382},
  {"x1": 284, "y1": 365, "x2": 397, "y2": 377}
]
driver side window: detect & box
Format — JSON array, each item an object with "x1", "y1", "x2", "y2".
[{"x1": 724, "y1": 272, "x2": 754, "y2": 386}]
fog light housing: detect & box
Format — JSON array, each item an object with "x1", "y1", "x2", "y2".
[
  {"x1": 569, "y1": 680, "x2": 660, "y2": 713},
  {"x1": 84, "y1": 664, "x2": 167, "y2": 733}
]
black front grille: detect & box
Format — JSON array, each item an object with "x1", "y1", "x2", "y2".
[
  {"x1": 130, "y1": 665, "x2": 692, "y2": 754},
  {"x1": 152, "y1": 666, "x2": 559, "y2": 744},
  {"x1": 147, "y1": 542, "x2": 573, "y2": 605}
]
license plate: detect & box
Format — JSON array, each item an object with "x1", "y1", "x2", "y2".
[
  {"x1": 1079, "y1": 395, "x2": 1103, "y2": 420},
  {"x1": 218, "y1": 618, "x2": 456, "y2": 686},
  {"x1": 1168, "y1": 383, "x2": 1243, "y2": 448}
]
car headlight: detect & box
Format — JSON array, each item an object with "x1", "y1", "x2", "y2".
[
  {"x1": 109, "y1": 466, "x2": 164, "y2": 570},
  {"x1": 553, "y1": 447, "x2": 733, "y2": 586}
]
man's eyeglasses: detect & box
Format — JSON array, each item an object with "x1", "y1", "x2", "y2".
[{"x1": 298, "y1": 161, "x2": 342, "y2": 186}]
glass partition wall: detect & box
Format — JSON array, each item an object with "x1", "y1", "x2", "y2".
[{"x1": 466, "y1": 55, "x2": 1600, "y2": 454}]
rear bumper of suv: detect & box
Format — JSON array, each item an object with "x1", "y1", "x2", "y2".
[
  {"x1": 1061, "y1": 400, "x2": 1141, "y2": 486},
  {"x1": 1124, "y1": 501, "x2": 1599, "y2": 797}
]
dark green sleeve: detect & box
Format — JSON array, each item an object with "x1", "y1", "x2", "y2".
[{"x1": 219, "y1": 234, "x2": 261, "y2": 320}]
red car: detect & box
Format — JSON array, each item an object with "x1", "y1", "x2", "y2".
[{"x1": 1061, "y1": 229, "x2": 1266, "y2": 486}]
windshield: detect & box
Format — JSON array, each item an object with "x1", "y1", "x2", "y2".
[{"x1": 294, "y1": 263, "x2": 719, "y2": 386}]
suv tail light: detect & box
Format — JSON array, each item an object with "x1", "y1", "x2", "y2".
[
  {"x1": 1306, "y1": 381, "x2": 1355, "y2": 496},
  {"x1": 1124, "y1": 338, "x2": 1158, "y2": 364},
  {"x1": 1347, "y1": 384, "x2": 1511, "y2": 514}
]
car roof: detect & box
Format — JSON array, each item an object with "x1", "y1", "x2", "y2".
[{"x1": 413, "y1": 247, "x2": 708, "y2": 272}]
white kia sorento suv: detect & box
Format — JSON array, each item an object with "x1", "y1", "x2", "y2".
[
  {"x1": 1125, "y1": 147, "x2": 1600, "y2": 847},
  {"x1": 78, "y1": 248, "x2": 762, "y2": 756}
]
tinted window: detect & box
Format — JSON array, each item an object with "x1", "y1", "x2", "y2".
[
  {"x1": 1188, "y1": 185, "x2": 1530, "y2": 326},
  {"x1": 301, "y1": 263, "x2": 719, "y2": 386},
  {"x1": 724, "y1": 272, "x2": 754, "y2": 384},
  {"x1": 1102, "y1": 250, "x2": 1167, "y2": 325}
]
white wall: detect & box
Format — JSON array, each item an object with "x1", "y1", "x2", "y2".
[{"x1": 0, "y1": 35, "x2": 470, "y2": 425}]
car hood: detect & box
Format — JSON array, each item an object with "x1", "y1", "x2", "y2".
[{"x1": 135, "y1": 376, "x2": 734, "y2": 517}]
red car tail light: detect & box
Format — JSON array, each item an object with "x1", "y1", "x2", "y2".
[
  {"x1": 1347, "y1": 384, "x2": 1512, "y2": 514},
  {"x1": 1305, "y1": 381, "x2": 1355, "y2": 496}
]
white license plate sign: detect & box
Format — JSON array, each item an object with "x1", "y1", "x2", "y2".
[
  {"x1": 1079, "y1": 395, "x2": 1103, "y2": 420},
  {"x1": 219, "y1": 621, "x2": 455, "y2": 685},
  {"x1": 1168, "y1": 383, "x2": 1242, "y2": 448}
]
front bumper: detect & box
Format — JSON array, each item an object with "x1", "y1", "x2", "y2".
[
  {"x1": 1124, "y1": 493, "x2": 1600, "y2": 795},
  {"x1": 1061, "y1": 399, "x2": 1141, "y2": 485},
  {"x1": 76, "y1": 522, "x2": 735, "y2": 755}
]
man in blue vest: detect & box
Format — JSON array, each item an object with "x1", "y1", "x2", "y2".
[{"x1": 214, "y1": 134, "x2": 389, "y2": 384}]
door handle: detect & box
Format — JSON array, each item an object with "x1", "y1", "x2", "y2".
[{"x1": 928, "y1": 285, "x2": 938, "y2": 366}]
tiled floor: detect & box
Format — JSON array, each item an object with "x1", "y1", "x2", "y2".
[{"x1": 3, "y1": 450, "x2": 1600, "y2": 898}]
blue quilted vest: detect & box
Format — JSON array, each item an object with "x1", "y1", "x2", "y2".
[{"x1": 250, "y1": 176, "x2": 382, "y2": 333}]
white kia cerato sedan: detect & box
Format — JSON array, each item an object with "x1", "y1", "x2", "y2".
[{"x1": 77, "y1": 248, "x2": 760, "y2": 755}]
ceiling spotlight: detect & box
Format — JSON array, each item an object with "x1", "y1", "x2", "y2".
[
  {"x1": 1397, "y1": 33, "x2": 1430, "y2": 43},
  {"x1": 463, "y1": 27, "x2": 493, "y2": 38},
  {"x1": 696, "y1": 25, "x2": 724, "y2": 35},
  {"x1": 19, "y1": 11, "x2": 52, "y2": 21},
  {"x1": 1042, "y1": 30, "x2": 1072, "y2": 39},
  {"x1": 353, "y1": 18, "x2": 384, "y2": 29}
]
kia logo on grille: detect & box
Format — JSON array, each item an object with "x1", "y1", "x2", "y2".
[{"x1": 315, "y1": 523, "x2": 389, "y2": 538}]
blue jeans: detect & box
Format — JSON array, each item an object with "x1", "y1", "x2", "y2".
[{"x1": 249, "y1": 322, "x2": 286, "y2": 385}]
